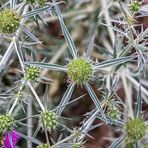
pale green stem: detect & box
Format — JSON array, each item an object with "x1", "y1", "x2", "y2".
[
  {"x1": 53, "y1": 133, "x2": 75, "y2": 147},
  {"x1": 121, "y1": 69, "x2": 134, "y2": 119},
  {"x1": 101, "y1": 0, "x2": 115, "y2": 47},
  {"x1": 27, "y1": 81, "x2": 45, "y2": 112},
  {"x1": 8, "y1": 80, "x2": 26, "y2": 115}
]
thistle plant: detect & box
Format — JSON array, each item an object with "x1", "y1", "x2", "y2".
[
  {"x1": 0, "y1": 0, "x2": 148, "y2": 147},
  {"x1": 25, "y1": 0, "x2": 136, "y2": 119}
]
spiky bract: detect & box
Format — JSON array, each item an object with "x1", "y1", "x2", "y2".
[
  {"x1": 125, "y1": 118, "x2": 146, "y2": 145},
  {"x1": 0, "y1": 10, "x2": 20, "y2": 34},
  {"x1": 67, "y1": 58, "x2": 93, "y2": 85}
]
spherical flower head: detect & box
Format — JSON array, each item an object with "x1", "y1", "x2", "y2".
[
  {"x1": 107, "y1": 106, "x2": 120, "y2": 120},
  {"x1": 0, "y1": 115, "x2": 14, "y2": 134},
  {"x1": 67, "y1": 58, "x2": 93, "y2": 85},
  {"x1": 72, "y1": 143, "x2": 80, "y2": 148},
  {"x1": 0, "y1": 10, "x2": 20, "y2": 34},
  {"x1": 125, "y1": 118, "x2": 147, "y2": 143},
  {"x1": 36, "y1": 143, "x2": 50, "y2": 148},
  {"x1": 40, "y1": 111, "x2": 57, "y2": 131},
  {"x1": 25, "y1": 66, "x2": 40, "y2": 81},
  {"x1": 130, "y1": 1, "x2": 141, "y2": 12},
  {"x1": 3, "y1": 130, "x2": 20, "y2": 148}
]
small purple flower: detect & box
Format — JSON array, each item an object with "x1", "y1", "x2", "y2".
[{"x1": 3, "y1": 130, "x2": 20, "y2": 148}]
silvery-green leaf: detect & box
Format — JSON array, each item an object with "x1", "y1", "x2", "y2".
[
  {"x1": 17, "y1": 132, "x2": 41, "y2": 145},
  {"x1": 94, "y1": 56, "x2": 135, "y2": 70},
  {"x1": 85, "y1": 83, "x2": 106, "y2": 119},
  {"x1": 53, "y1": 0, "x2": 77, "y2": 58},
  {"x1": 24, "y1": 61, "x2": 67, "y2": 72},
  {"x1": 134, "y1": 85, "x2": 142, "y2": 118},
  {"x1": 22, "y1": 6, "x2": 51, "y2": 18},
  {"x1": 14, "y1": 39, "x2": 24, "y2": 62},
  {"x1": 109, "y1": 135, "x2": 125, "y2": 148},
  {"x1": 97, "y1": 114, "x2": 125, "y2": 126},
  {"x1": 10, "y1": 0, "x2": 16, "y2": 8},
  {"x1": 20, "y1": 26, "x2": 40, "y2": 43},
  {"x1": 85, "y1": 36, "x2": 95, "y2": 58},
  {"x1": 56, "y1": 83, "x2": 76, "y2": 116}
]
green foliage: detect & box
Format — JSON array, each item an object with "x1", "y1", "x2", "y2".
[
  {"x1": 0, "y1": 10, "x2": 20, "y2": 34},
  {"x1": 67, "y1": 58, "x2": 93, "y2": 85}
]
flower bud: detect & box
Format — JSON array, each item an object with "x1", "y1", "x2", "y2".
[
  {"x1": 107, "y1": 106, "x2": 121, "y2": 120},
  {"x1": 40, "y1": 111, "x2": 57, "y2": 131},
  {"x1": 25, "y1": 66, "x2": 40, "y2": 81}
]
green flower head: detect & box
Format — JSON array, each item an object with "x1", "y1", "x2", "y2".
[
  {"x1": 130, "y1": 1, "x2": 141, "y2": 12},
  {"x1": 125, "y1": 118, "x2": 147, "y2": 144},
  {"x1": 72, "y1": 143, "x2": 80, "y2": 148},
  {"x1": 0, "y1": 115, "x2": 14, "y2": 134},
  {"x1": 0, "y1": 10, "x2": 20, "y2": 34},
  {"x1": 67, "y1": 58, "x2": 93, "y2": 85},
  {"x1": 107, "y1": 106, "x2": 121, "y2": 120},
  {"x1": 25, "y1": 66, "x2": 40, "y2": 81},
  {"x1": 40, "y1": 111, "x2": 57, "y2": 131},
  {"x1": 36, "y1": 143, "x2": 50, "y2": 148}
]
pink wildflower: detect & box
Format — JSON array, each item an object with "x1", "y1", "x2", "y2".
[{"x1": 3, "y1": 130, "x2": 20, "y2": 148}]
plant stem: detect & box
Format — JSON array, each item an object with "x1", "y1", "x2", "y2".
[
  {"x1": 27, "y1": 81, "x2": 45, "y2": 112},
  {"x1": 8, "y1": 80, "x2": 26, "y2": 115}
]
